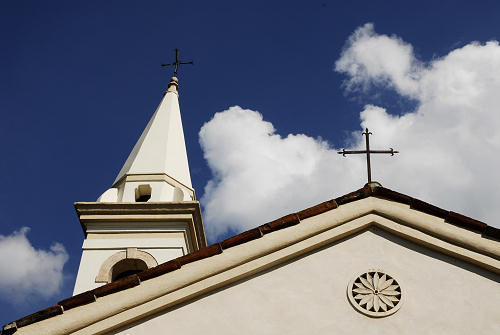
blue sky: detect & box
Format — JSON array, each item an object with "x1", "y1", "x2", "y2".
[{"x1": 1, "y1": 0, "x2": 500, "y2": 325}]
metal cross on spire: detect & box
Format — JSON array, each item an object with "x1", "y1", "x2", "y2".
[
  {"x1": 338, "y1": 128, "x2": 398, "y2": 183},
  {"x1": 161, "y1": 48, "x2": 193, "y2": 76}
]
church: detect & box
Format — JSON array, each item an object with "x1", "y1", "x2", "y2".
[{"x1": 2, "y1": 73, "x2": 499, "y2": 335}]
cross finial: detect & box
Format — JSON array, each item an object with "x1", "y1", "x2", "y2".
[
  {"x1": 338, "y1": 128, "x2": 398, "y2": 183},
  {"x1": 161, "y1": 48, "x2": 193, "y2": 76}
]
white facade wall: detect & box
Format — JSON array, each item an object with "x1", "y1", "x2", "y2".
[{"x1": 109, "y1": 228, "x2": 500, "y2": 335}]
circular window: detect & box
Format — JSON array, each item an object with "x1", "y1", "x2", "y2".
[{"x1": 347, "y1": 270, "x2": 402, "y2": 317}]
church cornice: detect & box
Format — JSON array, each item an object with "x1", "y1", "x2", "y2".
[{"x1": 73, "y1": 201, "x2": 207, "y2": 252}]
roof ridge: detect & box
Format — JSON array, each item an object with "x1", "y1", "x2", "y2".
[{"x1": 3, "y1": 185, "x2": 499, "y2": 333}]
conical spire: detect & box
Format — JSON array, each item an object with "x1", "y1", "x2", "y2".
[
  {"x1": 114, "y1": 77, "x2": 191, "y2": 187},
  {"x1": 98, "y1": 77, "x2": 194, "y2": 202}
]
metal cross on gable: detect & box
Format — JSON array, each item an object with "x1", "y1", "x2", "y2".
[
  {"x1": 161, "y1": 48, "x2": 193, "y2": 76},
  {"x1": 338, "y1": 128, "x2": 398, "y2": 183}
]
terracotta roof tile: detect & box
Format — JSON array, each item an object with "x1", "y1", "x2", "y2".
[
  {"x1": 446, "y1": 211, "x2": 487, "y2": 233},
  {"x1": 372, "y1": 187, "x2": 412, "y2": 205},
  {"x1": 93, "y1": 274, "x2": 140, "y2": 298},
  {"x1": 177, "y1": 243, "x2": 223, "y2": 265},
  {"x1": 296, "y1": 200, "x2": 338, "y2": 220},
  {"x1": 58, "y1": 291, "x2": 96, "y2": 311},
  {"x1": 1, "y1": 322, "x2": 17, "y2": 335},
  {"x1": 259, "y1": 214, "x2": 300, "y2": 234},
  {"x1": 335, "y1": 186, "x2": 372, "y2": 205},
  {"x1": 410, "y1": 198, "x2": 449, "y2": 219},
  {"x1": 221, "y1": 228, "x2": 263, "y2": 249},
  {"x1": 483, "y1": 226, "x2": 500, "y2": 240},
  {"x1": 15, "y1": 305, "x2": 63, "y2": 328},
  {"x1": 137, "y1": 259, "x2": 181, "y2": 281}
]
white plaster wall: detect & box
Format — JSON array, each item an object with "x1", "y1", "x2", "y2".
[
  {"x1": 73, "y1": 247, "x2": 185, "y2": 295},
  {"x1": 73, "y1": 233, "x2": 188, "y2": 295},
  {"x1": 109, "y1": 228, "x2": 500, "y2": 335},
  {"x1": 141, "y1": 248, "x2": 184, "y2": 265},
  {"x1": 74, "y1": 249, "x2": 120, "y2": 294}
]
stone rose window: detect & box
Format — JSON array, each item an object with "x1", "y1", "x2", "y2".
[{"x1": 347, "y1": 270, "x2": 403, "y2": 317}]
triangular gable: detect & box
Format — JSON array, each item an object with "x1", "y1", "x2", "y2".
[
  {"x1": 107, "y1": 226, "x2": 499, "y2": 334},
  {"x1": 4, "y1": 184, "x2": 500, "y2": 334}
]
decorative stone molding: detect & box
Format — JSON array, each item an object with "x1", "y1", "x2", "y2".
[
  {"x1": 95, "y1": 249, "x2": 158, "y2": 283},
  {"x1": 75, "y1": 201, "x2": 207, "y2": 252},
  {"x1": 347, "y1": 270, "x2": 403, "y2": 317}
]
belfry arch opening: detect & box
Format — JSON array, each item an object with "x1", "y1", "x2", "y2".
[
  {"x1": 111, "y1": 258, "x2": 148, "y2": 282},
  {"x1": 95, "y1": 249, "x2": 158, "y2": 284}
]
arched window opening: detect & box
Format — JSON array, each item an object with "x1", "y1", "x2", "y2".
[
  {"x1": 96, "y1": 249, "x2": 158, "y2": 283},
  {"x1": 111, "y1": 258, "x2": 148, "y2": 282}
]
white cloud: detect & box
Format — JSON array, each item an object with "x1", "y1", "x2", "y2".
[
  {"x1": 199, "y1": 107, "x2": 363, "y2": 240},
  {"x1": 336, "y1": 23, "x2": 500, "y2": 227},
  {"x1": 200, "y1": 24, "x2": 500, "y2": 240},
  {"x1": 335, "y1": 23, "x2": 421, "y2": 97},
  {"x1": 0, "y1": 227, "x2": 68, "y2": 304}
]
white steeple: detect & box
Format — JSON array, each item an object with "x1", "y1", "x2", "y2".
[
  {"x1": 73, "y1": 75, "x2": 206, "y2": 295},
  {"x1": 98, "y1": 76, "x2": 195, "y2": 203}
]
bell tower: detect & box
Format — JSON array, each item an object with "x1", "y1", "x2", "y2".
[{"x1": 73, "y1": 76, "x2": 206, "y2": 295}]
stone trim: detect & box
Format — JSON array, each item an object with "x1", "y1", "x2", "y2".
[
  {"x1": 347, "y1": 269, "x2": 403, "y2": 317},
  {"x1": 95, "y1": 249, "x2": 158, "y2": 283},
  {"x1": 74, "y1": 201, "x2": 207, "y2": 252}
]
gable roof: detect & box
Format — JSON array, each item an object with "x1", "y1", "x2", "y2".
[{"x1": 2, "y1": 183, "x2": 499, "y2": 334}]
